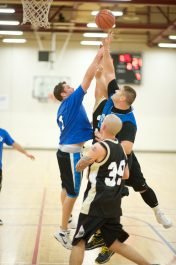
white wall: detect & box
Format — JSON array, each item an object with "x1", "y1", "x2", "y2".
[{"x1": 0, "y1": 40, "x2": 176, "y2": 151}]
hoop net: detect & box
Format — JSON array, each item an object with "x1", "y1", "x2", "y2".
[{"x1": 21, "y1": 0, "x2": 53, "y2": 28}]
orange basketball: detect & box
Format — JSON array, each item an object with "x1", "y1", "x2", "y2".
[{"x1": 95, "y1": 9, "x2": 115, "y2": 30}]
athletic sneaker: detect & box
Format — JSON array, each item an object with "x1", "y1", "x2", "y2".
[
  {"x1": 95, "y1": 246, "x2": 114, "y2": 264},
  {"x1": 155, "y1": 211, "x2": 173, "y2": 228},
  {"x1": 86, "y1": 233, "x2": 105, "y2": 250},
  {"x1": 0, "y1": 219, "x2": 3, "y2": 225},
  {"x1": 54, "y1": 229, "x2": 72, "y2": 250}
]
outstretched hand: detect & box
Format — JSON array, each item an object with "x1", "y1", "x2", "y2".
[
  {"x1": 108, "y1": 30, "x2": 114, "y2": 41},
  {"x1": 102, "y1": 31, "x2": 113, "y2": 48},
  {"x1": 26, "y1": 153, "x2": 35, "y2": 160}
]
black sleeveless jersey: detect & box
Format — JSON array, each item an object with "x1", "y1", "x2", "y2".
[
  {"x1": 93, "y1": 79, "x2": 137, "y2": 144},
  {"x1": 81, "y1": 139, "x2": 127, "y2": 218}
]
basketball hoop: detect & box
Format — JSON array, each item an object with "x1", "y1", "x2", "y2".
[{"x1": 21, "y1": 0, "x2": 53, "y2": 28}]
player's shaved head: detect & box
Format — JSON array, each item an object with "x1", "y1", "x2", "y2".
[{"x1": 102, "y1": 114, "x2": 122, "y2": 136}]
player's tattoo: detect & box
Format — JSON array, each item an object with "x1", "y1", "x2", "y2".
[
  {"x1": 92, "y1": 146, "x2": 97, "y2": 152},
  {"x1": 76, "y1": 155, "x2": 95, "y2": 172}
]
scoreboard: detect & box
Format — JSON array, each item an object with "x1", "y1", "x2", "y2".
[{"x1": 111, "y1": 53, "x2": 142, "y2": 85}]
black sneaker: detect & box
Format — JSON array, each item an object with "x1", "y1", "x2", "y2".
[
  {"x1": 86, "y1": 233, "x2": 105, "y2": 250},
  {"x1": 95, "y1": 246, "x2": 114, "y2": 264},
  {"x1": 0, "y1": 219, "x2": 3, "y2": 225}
]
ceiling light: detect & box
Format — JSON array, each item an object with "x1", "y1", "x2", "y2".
[
  {"x1": 91, "y1": 11, "x2": 123, "y2": 16},
  {"x1": 158, "y1": 43, "x2": 176, "y2": 48},
  {"x1": 0, "y1": 8, "x2": 15, "y2": 13},
  {"x1": 87, "y1": 22, "x2": 115, "y2": 29},
  {"x1": 80, "y1": 40, "x2": 102, "y2": 46},
  {"x1": 169, "y1": 35, "x2": 176, "y2": 40},
  {"x1": 83, "y1": 33, "x2": 108, "y2": 38},
  {"x1": 2, "y1": 38, "x2": 26, "y2": 43},
  {"x1": 0, "y1": 20, "x2": 20, "y2": 25},
  {"x1": 0, "y1": 30, "x2": 23, "y2": 35},
  {"x1": 87, "y1": 23, "x2": 97, "y2": 28}
]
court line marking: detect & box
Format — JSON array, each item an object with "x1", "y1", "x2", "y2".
[
  {"x1": 32, "y1": 188, "x2": 47, "y2": 265},
  {"x1": 125, "y1": 215, "x2": 176, "y2": 255},
  {"x1": 0, "y1": 261, "x2": 69, "y2": 265}
]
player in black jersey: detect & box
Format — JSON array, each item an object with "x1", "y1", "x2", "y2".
[
  {"x1": 86, "y1": 36, "x2": 172, "y2": 264},
  {"x1": 69, "y1": 114, "x2": 154, "y2": 265}
]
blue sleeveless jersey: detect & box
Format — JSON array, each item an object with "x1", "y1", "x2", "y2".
[
  {"x1": 0, "y1": 128, "x2": 15, "y2": 169},
  {"x1": 98, "y1": 97, "x2": 137, "y2": 129},
  {"x1": 57, "y1": 85, "x2": 93, "y2": 144}
]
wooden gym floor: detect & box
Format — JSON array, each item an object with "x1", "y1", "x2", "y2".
[{"x1": 0, "y1": 149, "x2": 176, "y2": 265}]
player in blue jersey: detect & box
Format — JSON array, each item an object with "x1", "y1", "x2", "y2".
[
  {"x1": 53, "y1": 46, "x2": 104, "y2": 249},
  {"x1": 86, "y1": 36, "x2": 172, "y2": 264},
  {"x1": 0, "y1": 128, "x2": 35, "y2": 225},
  {"x1": 69, "y1": 114, "x2": 157, "y2": 265}
]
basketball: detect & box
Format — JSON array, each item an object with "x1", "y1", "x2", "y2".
[{"x1": 95, "y1": 9, "x2": 115, "y2": 30}]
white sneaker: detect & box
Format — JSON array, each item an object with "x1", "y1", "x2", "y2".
[
  {"x1": 0, "y1": 219, "x2": 3, "y2": 225},
  {"x1": 155, "y1": 211, "x2": 173, "y2": 228},
  {"x1": 54, "y1": 229, "x2": 72, "y2": 250}
]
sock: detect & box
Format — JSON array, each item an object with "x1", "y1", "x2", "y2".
[
  {"x1": 152, "y1": 205, "x2": 161, "y2": 214},
  {"x1": 140, "y1": 187, "x2": 158, "y2": 208}
]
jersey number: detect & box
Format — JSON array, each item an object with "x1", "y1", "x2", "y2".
[
  {"x1": 105, "y1": 160, "x2": 125, "y2": 187},
  {"x1": 58, "y1": 115, "x2": 64, "y2": 130}
]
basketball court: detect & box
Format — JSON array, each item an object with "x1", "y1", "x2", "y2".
[
  {"x1": 0, "y1": 1, "x2": 176, "y2": 265},
  {"x1": 0, "y1": 150, "x2": 176, "y2": 264}
]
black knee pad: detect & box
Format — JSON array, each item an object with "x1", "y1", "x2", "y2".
[
  {"x1": 140, "y1": 187, "x2": 158, "y2": 208},
  {"x1": 125, "y1": 178, "x2": 148, "y2": 192}
]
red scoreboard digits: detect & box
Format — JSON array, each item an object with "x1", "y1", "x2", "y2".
[{"x1": 111, "y1": 53, "x2": 142, "y2": 84}]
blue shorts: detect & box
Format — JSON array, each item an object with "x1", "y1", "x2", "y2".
[{"x1": 56, "y1": 149, "x2": 82, "y2": 197}]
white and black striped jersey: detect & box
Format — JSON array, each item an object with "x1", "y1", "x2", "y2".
[{"x1": 81, "y1": 139, "x2": 127, "y2": 218}]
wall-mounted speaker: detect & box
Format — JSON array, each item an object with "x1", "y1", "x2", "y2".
[{"x1": 38, "y1": 51, "x2": 50, "y2": 62}]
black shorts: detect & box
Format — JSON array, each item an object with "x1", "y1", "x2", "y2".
[
  {"x1": 72, "y1": 213, "x2": 129, "y2": 248},
  {"x1": 0, "y1": 169, "x2": 2, "y2": 192},
  {"x1": 56, "y1": 149, "x2": 82, "y2": 198},
  {"x1": 125, "y1": 152, "x2": 148, "y2": 191}
]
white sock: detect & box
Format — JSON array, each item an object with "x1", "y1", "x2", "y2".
[{"x1": 152, "y1": 205, "x2": 161, "y2": 214}]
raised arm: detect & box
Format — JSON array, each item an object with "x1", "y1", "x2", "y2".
[
  {"x1": 102, "y1": 35, "x2": 116, "y2": 86},
  {"x1": 81, "y1": 46, "x2": 104, "y2": 92},
  {"x1": 94, "y1": 64, "x2": 107, "y2": 104},
  {"x1": 12, "y1": 142, "x2": 35, "y2": 160}
]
